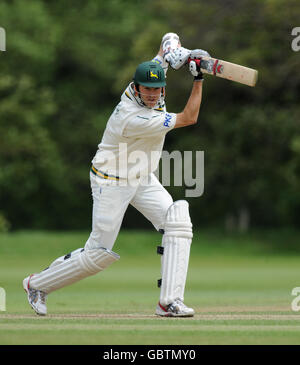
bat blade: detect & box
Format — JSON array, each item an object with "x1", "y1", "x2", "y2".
[{"x1": 194, "y1": 57, "x2": 258, "y2": 87}]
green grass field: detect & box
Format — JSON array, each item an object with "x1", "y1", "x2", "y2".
[{"x1": 1, "y1": 229, "x2": 300, "y2": 345}]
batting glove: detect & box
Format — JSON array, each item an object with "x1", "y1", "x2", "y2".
[
  {"x1": 166, "y1": 46, "x2": 191, "y2": 70},
  {"x1": 189, "y1": 59, "x2": 204, "y2": 81}
]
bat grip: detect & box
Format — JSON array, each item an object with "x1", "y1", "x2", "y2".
[{"x1": 187, "y1": 57, "x2": 202, "y2": 67}]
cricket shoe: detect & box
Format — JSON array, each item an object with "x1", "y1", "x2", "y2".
[
  {"x1": 23, "y1": 275, "x2": 47, "y2": 316},
  {"x1": 155, "y1": 299, "x2": 194, "y2": 317}
]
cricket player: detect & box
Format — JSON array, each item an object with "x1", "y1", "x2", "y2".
[{"x1": 23, "y1": 33, "x2": 209, "y2": 317}]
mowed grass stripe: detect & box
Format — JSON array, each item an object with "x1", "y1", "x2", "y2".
[{"x1": 2, "y1": 323, "x2": 300, "y2": 332}]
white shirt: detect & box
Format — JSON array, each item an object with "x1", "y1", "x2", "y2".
[{"x1": 92, "y1": 82, "x2": 176, "y2": 181}]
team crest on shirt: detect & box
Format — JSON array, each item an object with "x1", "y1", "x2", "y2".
[{"x1": 164, "y1": 113, "x2": 172, "y2": 127}]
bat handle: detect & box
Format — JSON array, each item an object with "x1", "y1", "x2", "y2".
[{"x1": 187, "y1": 57, "x2": 202, "y2": 67}]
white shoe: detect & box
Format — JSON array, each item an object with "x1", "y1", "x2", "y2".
[
  {"x1": 23, "y1": 275, "x2": 48, "y2": 316},
  {"x1": 155, "y1": 299, "x2": 195, "y2": 317}
]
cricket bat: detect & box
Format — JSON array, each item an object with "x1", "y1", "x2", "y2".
[{"x1": 188, "y1": 56, "x2": 258, "y2": 87}]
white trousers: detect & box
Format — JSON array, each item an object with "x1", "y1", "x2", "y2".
[
  {"x1": 84, "y1": 172, "x2": 173, "y2": 251},
  {"x1": 28, "y1": 172, "x2": 174, "y2": 294}
]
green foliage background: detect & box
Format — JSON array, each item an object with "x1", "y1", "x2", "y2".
[{"x1": 0, "y1": 0, "x2": 299, "y2": 231}]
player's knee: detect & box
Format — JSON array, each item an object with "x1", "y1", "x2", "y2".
[
  {"x1": 79, "y1": 246, "x2": 120, "y2": 275},
  {"x1": 163, "y1": 200, "x2": 193, "y2": 238}
]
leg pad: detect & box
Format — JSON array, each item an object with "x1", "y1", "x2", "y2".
[
  {"x1": 29, "y1": 247, "x2": 120, "y2": 294},
  {"x1": 159, "y1": 200, "x2": 193, "y2": 306}
]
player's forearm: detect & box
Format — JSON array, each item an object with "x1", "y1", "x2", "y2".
[
  {"x1": 174, "y1": 81, "x2": 203, "y2": 129},
  {"x1": 184, "y1": 80, "x2": 203, "y2": 122}
]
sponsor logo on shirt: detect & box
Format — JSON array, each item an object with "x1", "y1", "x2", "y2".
[{"x1": 164, "y1": 113, "x2": 172, "y2": 127}]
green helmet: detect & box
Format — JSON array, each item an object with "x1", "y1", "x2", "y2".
[{"x1": 133, "y1": 61, "x2": 166, "y2": 88}]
